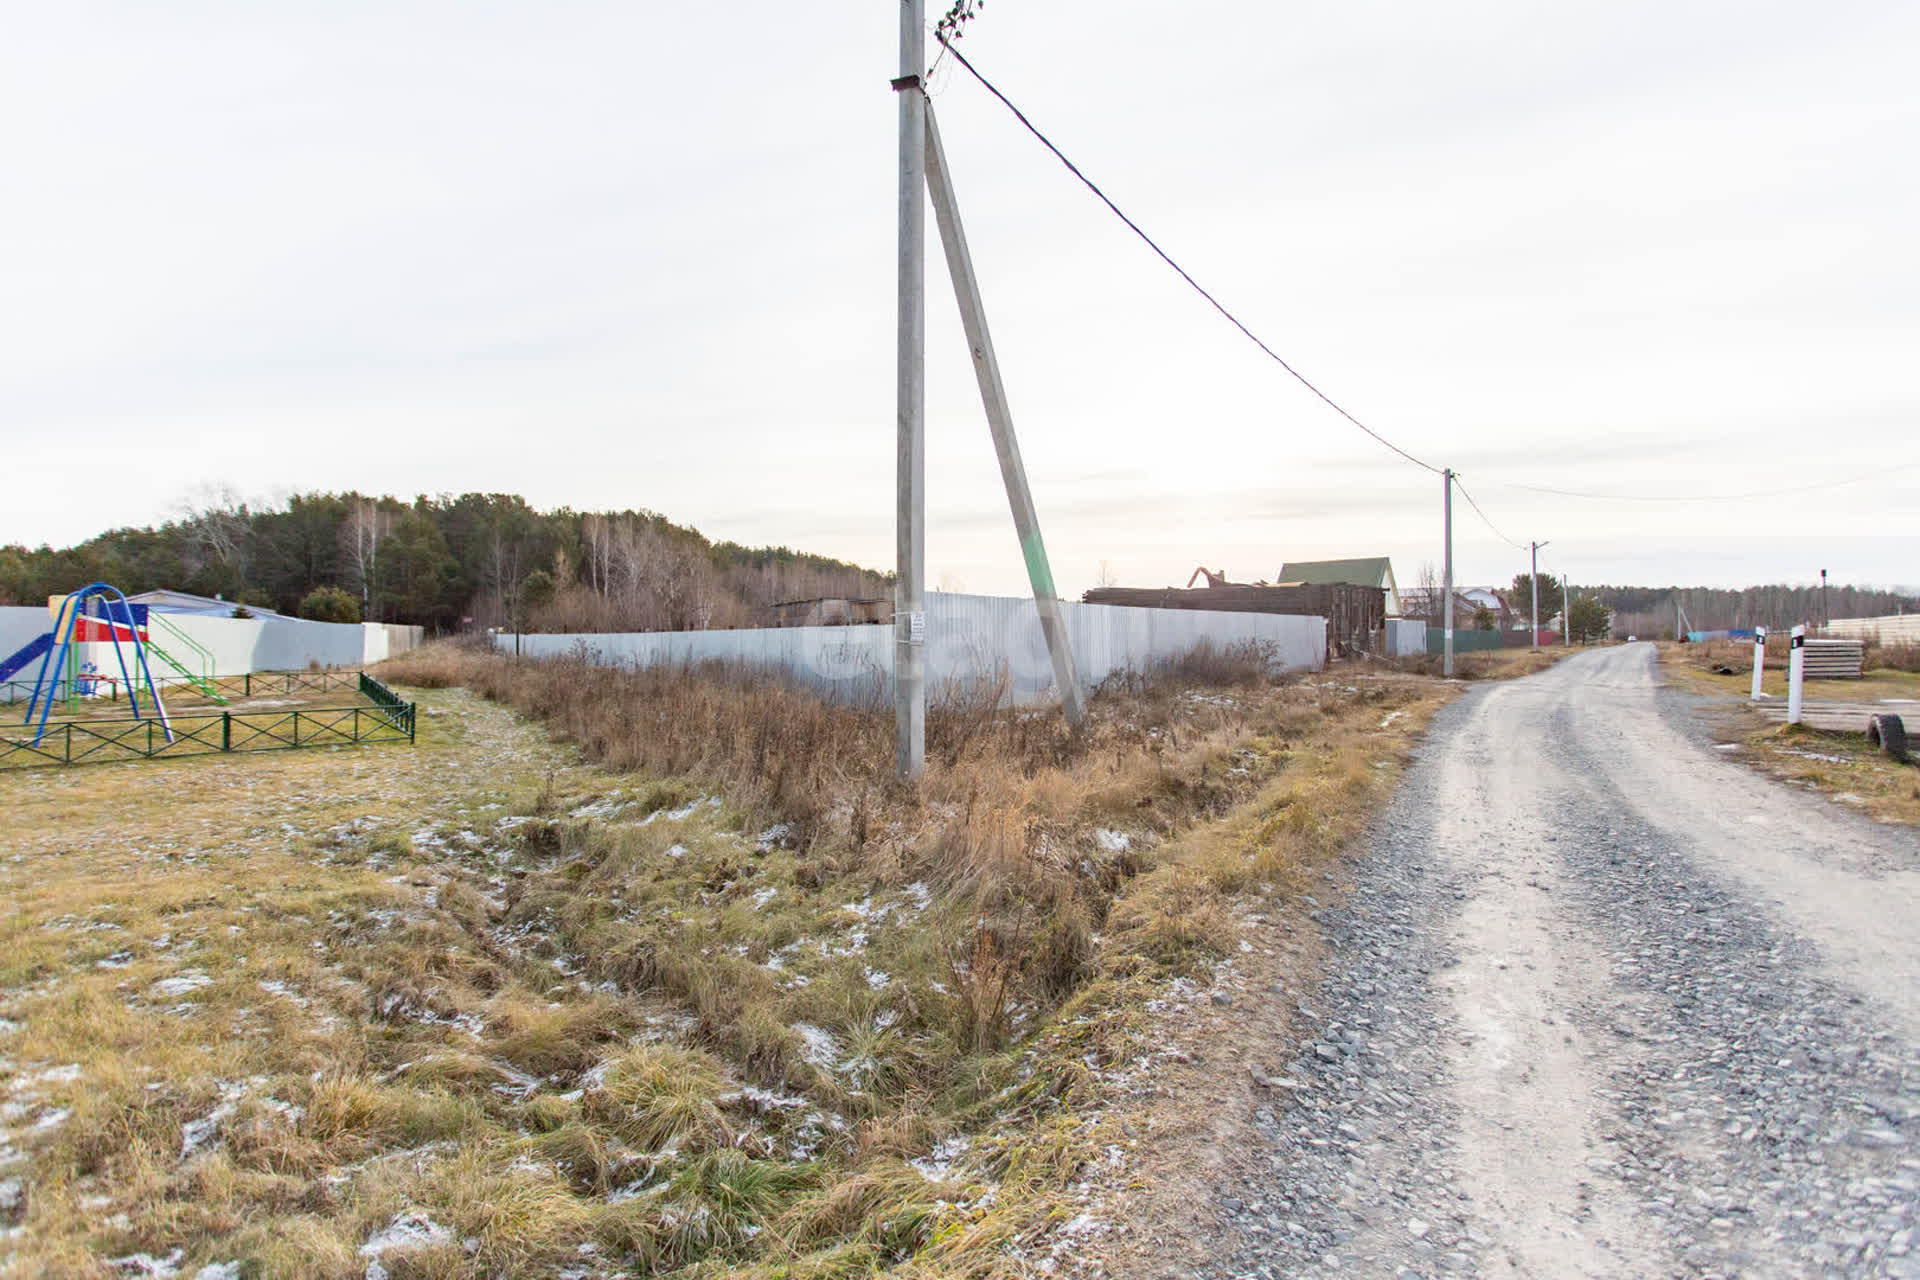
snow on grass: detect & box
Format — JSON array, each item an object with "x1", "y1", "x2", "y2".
[
  {"x1": 360, "y1": 1211, "x2": 453, "y2": 1276},
  {"x1": 792, "y1": 1023, "x2": 840, "y2": 1070},
  {"x1": 148, "y1": 971, "x2": 212, "y2": 999},
  {"x1": 1094, "y1": 829, "x2": 1131, "y2": 854},
  {"x1": 909, "y1": 1135, "x2": 970, "y2": 1181}
]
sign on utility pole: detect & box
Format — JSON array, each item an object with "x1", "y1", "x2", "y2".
[{"x1": 894, "y1": 0, "x2": 927, "y2": 780}]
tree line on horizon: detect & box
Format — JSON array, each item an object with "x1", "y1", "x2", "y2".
[
  {"x1": 1410, "y1": 564, "x2": 1915, "y2": 640},
  {"x1": 0, "y1": 492, "x2": 892, "y2": 634}
]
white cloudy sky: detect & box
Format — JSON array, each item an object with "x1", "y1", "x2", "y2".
[{"x1": 3, "y1": 1, "x2": 1916, "y2": 595}]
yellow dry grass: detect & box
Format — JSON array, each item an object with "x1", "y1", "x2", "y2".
[
  {"x1": 0, "y1": 649, "x2": 1458, "y2": 1276},
  {"x1": 1657, "y1": 642, "x2": 1920, "y2": 825}
]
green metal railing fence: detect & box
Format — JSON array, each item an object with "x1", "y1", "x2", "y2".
[
  {"x1": 0, "y1": 696, "x2": 415, "y2": 770},
  {"x1": 1, "y1": 668, "x2": 365, "y2": 706}
]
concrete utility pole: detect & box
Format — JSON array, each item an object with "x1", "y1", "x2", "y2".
[
  {"x1": 1442, "y1": 469, "x2": 1455, "y2": 677},
  {"x1": 1529, "y1": 539, "x2": 1550, "y2": 649},
  {"x1": 922, "y1": 102, "x2": 1086, "y2": 728},
  {"x1": 893, "y1": 0, "x2": 927, "y2": 780}
]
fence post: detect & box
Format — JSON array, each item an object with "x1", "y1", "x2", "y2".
[
  {"x1": 292, "y1": 711, "x2": 300, "y2": 747},
  {"x1": 147, "y1": 721, "x2": 154, "y2": 756},
  {"x1": 408, "y1": 703, "x2": 416, "y2": 744},
  {"x1": 1750, "y1": 627, "x2": 1767, "y2": 700},
  {"x1": 1787, "y1": 624, "x2": 1806, "y2": 724},
  {"x1": 222, "y1": 712, "x2": 232, "y2": 751},
  {"x1": 65, "y1": 722, "x2": 73, "y2": 764}
]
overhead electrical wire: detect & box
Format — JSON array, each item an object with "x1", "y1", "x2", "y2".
[
  {"x1": 935, "y1": 35, "x2": 1444, "y2": 477},
  {"x1": 937, "y1": 33, "x2": 1910, "y2": 560},
  {"x1": 1451, "y1": 476, "x2": 1525, "y2": 550}
]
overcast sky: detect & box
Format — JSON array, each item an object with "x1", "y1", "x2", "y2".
[{"x1": 4, "y1": 1, "x2": 1916, "y2": 596}]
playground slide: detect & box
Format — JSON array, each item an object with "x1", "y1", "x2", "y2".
[{"x1": 0, "y1": 633, "x2": 52, "y2": 683}]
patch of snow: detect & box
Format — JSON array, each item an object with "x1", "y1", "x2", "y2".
[
  {"x1": 106, "y1": 1250, "x2": 184, "y2": 1277},
  {"x1": 909, "y1": 1135, "x2": 970, "y2": 1181},
  {"x1": 194, "y1": 1265, "x2": 243, "y2": 1280},
  {"x1": 10, "y1": 1063, "x2": 81, "y2": 1094},
  {"x1": 665, "y1": 843, "x2": 687, "y2": 859},
  {"x1": 721, "y1": 1085, "x2": 809, "y2": 1112},
  {"x1": 904, "y1": 881, "x2": 933, "y2": 911},
  {"x1": 755, "y1": 823, "x2": 792, "y2": 852},
  {"x1": 792, "y1": 1023, "x2": 840, "y2": 1069},
  {"x1": 149, "y1": 971, "x2": 212, "y2": 999},
  {"x1": 361, "y1": 1211, "x2": 453, "y2": 1275},
  {"x1": 257, "y1": 979, "x2": 309, "y2": 1007},
  {"x1": 864, "y1": 968, "x2": 891, "y2": 990},
  {"x1": 750, "y1": 887, "x2": 778, "y2": 910},
  {"x1": 1094, "y1": 829, "x2": 1131, "y2": 853}
]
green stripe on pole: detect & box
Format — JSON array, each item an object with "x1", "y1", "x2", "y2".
[{"x1": 1020, "y1": 530, "x2": 1056, "y2": 599}]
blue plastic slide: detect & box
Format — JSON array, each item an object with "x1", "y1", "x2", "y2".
[{"x1": 0, "y1": 633, "x2": 52, "y2": 683}]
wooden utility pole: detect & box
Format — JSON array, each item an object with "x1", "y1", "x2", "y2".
[
  {"x1": 1562, "y1": 574, "x2": 1571, "y2": 647},
  {"x1": 922, "y1": 101, "x2": 1086, "y2": 728},
  {"x1": 1442, "y1": 469, "x2": 1455, "y2": 677},
  {"x1": 894, "y1": 0, "x2": 927, "y2": 780}
]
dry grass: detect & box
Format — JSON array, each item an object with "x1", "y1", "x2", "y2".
[
  {"x1": 1660, "y1": 638, "x2": 1920, "y2": 703},
  {"x1": 0, "y1": 644, "x2": 1456, "y2": 1276},
  {"x1": 1657, "y1": 642, "x2": 1920, "y2": 825}
]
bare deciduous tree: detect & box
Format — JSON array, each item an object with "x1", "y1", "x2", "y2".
[
  {"x1": 340, "y1": 497, "x2": 391, "y2": 622},
  {"x1": 177, "y1": 483, "x2": 256, "y2": 589}
]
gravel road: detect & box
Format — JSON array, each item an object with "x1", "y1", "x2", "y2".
[{"x1": 1208, "y1": 643, "x2": 1920, "y2": 1279}]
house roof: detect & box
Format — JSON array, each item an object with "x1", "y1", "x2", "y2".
[
  {"x1": 1276, "y1": 558, "x2": 1395, "y2": 589},
  {"x1": 126, "y1": 589, "x2": 280, "y2": 617}
]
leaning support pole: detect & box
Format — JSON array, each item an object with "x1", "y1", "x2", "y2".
[
  {"x1": 893, "y1": 0, "x2": 928, "y2": 780},
  {"x1": 922, "y1": 102, "x2": 1086, "y2": 728}
]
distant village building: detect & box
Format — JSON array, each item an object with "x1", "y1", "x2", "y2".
[
  {"x1": 126, "y1": 589, "x2": 282, "y2": 617},
  {"x1": 1399, "y1": 587, "x2": 1495, "y2": 630},
  {"x1": 1276, "y1": 558, "x2": 1403, "y2": 617},
  {"x1": 764, "y1": 597, "x2": 891, "y2": 628}
]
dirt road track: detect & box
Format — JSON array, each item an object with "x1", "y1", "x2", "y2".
[{"x1": 1203, "y1": 644, "x2": 1920, "y2": 1279}]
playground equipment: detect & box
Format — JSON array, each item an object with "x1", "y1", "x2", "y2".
[{"x1": 5, "y1": 584, "x2": 173, "y2": 746}]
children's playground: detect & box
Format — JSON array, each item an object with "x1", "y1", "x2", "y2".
[{"x1": 0, "y1": 583, "x2": 415, "y2": 768}]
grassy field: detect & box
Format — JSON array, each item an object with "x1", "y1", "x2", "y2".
[
  {"x1": 1658, "y1": 641, "x2": 1920, "y2": 825},
  {"x1": 0, "y1": 647, "x2": 1461, "y2": 1277}
]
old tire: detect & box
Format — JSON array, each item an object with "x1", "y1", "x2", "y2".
[{"x1": 1867, "y1": 714, "x2": 1909, "y2": 764}]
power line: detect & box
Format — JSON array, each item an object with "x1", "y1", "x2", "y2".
[
  {"x1": 936, "y1": 35, "x2": 1444, "y2": 476},
  {"x1": 1452, "y1": 476, "x2": 1525, "y2": 550}
]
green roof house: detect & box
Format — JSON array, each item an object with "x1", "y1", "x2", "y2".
[{"x1": 1276, "y1": 557, "x2": 1402, "y2": 617}]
